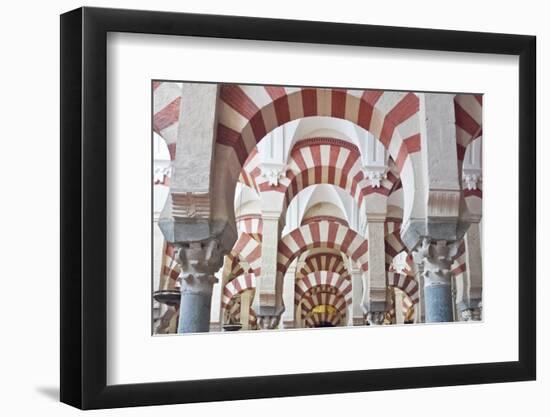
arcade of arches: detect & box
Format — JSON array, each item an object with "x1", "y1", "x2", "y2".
[{"x1": 152, "y1": 82, "x2": 483, "y2": 333}]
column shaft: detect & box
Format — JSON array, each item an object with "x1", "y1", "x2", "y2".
[
  {"x1": 424, "y1": 282, "x2": 453, "y2": 322},
  {"x1": 258, "y1": 214, "x2": 284, "y2": 328},
  {"x1": 178, "y1": 288, "x2": 213, "y2": 333},
  {"x1": 362, "y1": 220, "x2": 387, "y2": 323}
]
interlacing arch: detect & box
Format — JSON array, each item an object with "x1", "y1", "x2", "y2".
[
  {"x1": 277, "y1": 221, "x2": 369, "y2": 285},
  {"x1": 295, "y1": 271, "x2": 352, "y2": 306},
  {"x1": 217, "y1": 85, "x2": 421, "y2": 172}
]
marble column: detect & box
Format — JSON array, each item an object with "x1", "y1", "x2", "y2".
[
  {"x1": 239, "y1": 289, "x2": 253, "y2": 330},
  {"x1": 456, "y1": 222, "x2": 483, "y2": 321},
  {"x1": 413, "y1": 238, "x2": 460, "y2": 323},
  {"x1": 282, "y1": 263, "x2": 296, "y2": 329},
  {"x1": 257, "y1": 213, "x2": 284, "y2": 329},
  {"x1": 413, "y1": 259, "x2": 426, "y2": 323},
  {"x1": 394, "y1": 289, "x2": 405, "y2": 324},
  {"x1": 176, "y1": 239, "x2": 223, "y2": 333},
  {"x1": 361, "y1": 219, "x2": 388, "y2": 324},
  {"x1": 350, "y1": 267, "x2": 364, "y2": 326}
]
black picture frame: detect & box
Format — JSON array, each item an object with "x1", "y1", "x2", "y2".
[{"x1": 60, "y1": 6, "x2": 536, "y2": 410}]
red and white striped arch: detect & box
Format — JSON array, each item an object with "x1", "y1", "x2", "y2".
[
  {"x1": 296, "y1": 253, "x2": 350, "y2": 280},
  {"x1": 153, "y1": 81, "x2": 182, "y2": 160},
  {"x1": 229, "y1": 233, "x2": 262, "y2": 277},
  {"x1": 236, "y1": 214, "x2": 263, "y2": 242},
  {"x1": 238, "y1": 148, "x2": 262, "y2": 194},
  {"x1": 224, "y1": 299, "x2": 258, "y2": 329},
  {"x1": 300, "y1": 291, "x2": 348, "y2": 321},
  {"x1": 221, "y1": 273, "x2": 256, "y2": 309},
  {"x1": 304, "y1": 310, "x2": 343, "y2": 327},
  {"x1": 454, "y1": 94, "x2": 482, "y2": 161},
  {"x1": 387, "y1": 289, "x2": 416, "y2": 321},
  {"x1": 384, "y1": 219, "x2": 414, "y2": 275},
  {"x1": 160, "y1": 243, "x2": 181, "y2": 282},
  {"x1": 295, "y1": 271, "x2": 352, "y2": 305},
  {"x1": 240, "y1": 138, "x2": 398, "y2": 214},
  {"x1": 387, "y1": 272, "x2": 419, "y2": 304},
  {"x1": 451, "y1": 240, "x2": 467, "y2": 277},
  {"x1": 277, "y1": 221, "x2": 369, "y2": 281},
  {"x1": 401, "y1": 294, "x2": 415, "y2": 320},
  {"x1": 217, "y1": 86, "x2": 421, "y2": 172}
]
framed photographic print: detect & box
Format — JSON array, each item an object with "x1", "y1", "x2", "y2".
[{"x1": 60, "y1": 6, "x2": 536, "y2": 410}]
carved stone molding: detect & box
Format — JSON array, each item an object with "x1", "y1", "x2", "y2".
[
  {"x1": 171, "y1": 192, "x2": 210, "y2": 220},
  {"x1": 427, "y1": 190, "x2": 460, "y2": 218}
]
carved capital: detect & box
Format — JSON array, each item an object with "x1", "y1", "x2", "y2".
[
  {"x1": 365, "y1": 311, "x2": 385, "y2": 325},
  {"x1": 154, "y1": 165, "x2": 171, "y2": 185},
  {"x1": 363, "y1": 167, "x2": 387, "y2": 188},
  {"x1": 260, "y1": 163, "x2": 287, "y2": 186},
  {"x1": 413, "y1": 238, "x2": 459, "y2": 286},
  {"x1": 462, "y1": 171, "x2": 482, "y2": 191},
  {"x1": 176, "y1": 239, "x2": 224, "y2": 275}
]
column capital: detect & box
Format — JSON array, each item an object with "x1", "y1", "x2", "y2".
[
  {"x1": 412, "y1": 237, "x2": 458, "y2": 323},
  {"x1": 412, "y1": 238, "x2": 460, "y2": 286},
  {"x1": 176, "y1": 238, "x2": 224, "y2": 276}
]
